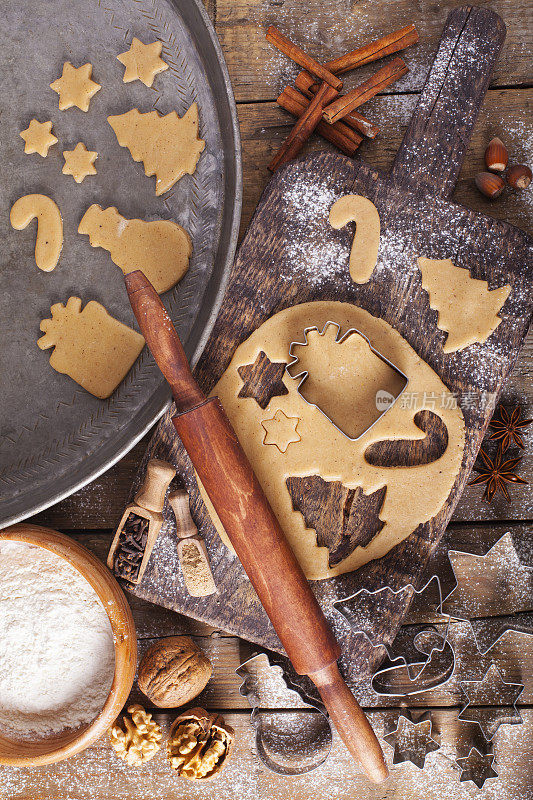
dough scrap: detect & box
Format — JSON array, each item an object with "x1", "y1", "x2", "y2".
[
  {"x1": 20, "y1": 119, "x2": 58, "y2": 157},
  {"x1": 287, "y1": 322, "x2": 406, "y2": 439},
  {"x1": 201, "y1": 302, "x2": 465, "y2": 580},
  {"x1": 329, "y1": 195, "x2": 380, "y2": 284},
  {"x1": 418, "y1": 257, "x2": 511, "y2": 353},
  {"x1": 10, "y1": 194, "x2": 63, "y2": 272},
  {"x1": 117, "y1": 38, "x2": 168, "y2": 87},
  {"x1": 78, "y1": 204, "x2": 191, "y2": 294},
  {"x1": 38, "y1": 297, "x2": 145, "y2": 399},
  {"x1": 107, "y1": 104, "x2": 205, "y2": 196},
  {"x1": 262, "y1": 410, "x2": 301, "y2": 453},
  {"x1": 50, "y1": 62, "x2": 101, "y2": 112},
  {"x1": 62, "y1": 142, "x2": 98, "y2": 183}
]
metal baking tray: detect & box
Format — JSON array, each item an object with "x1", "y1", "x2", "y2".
[{"x1": 0, "y1": 0, "x2": 242, "y2": 526}]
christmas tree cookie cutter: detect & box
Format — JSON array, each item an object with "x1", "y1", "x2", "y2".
[
  {"x1": 236, "y1": 652, "x2": 333, "y2": 775},
  {"x1": 286, "y1": 321, "x2": 408, "y2": 441}
]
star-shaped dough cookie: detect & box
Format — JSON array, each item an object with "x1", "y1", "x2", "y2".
[
  {"x1": 62, "y1": 142, "x2": 98, "y2": 183},
  {"x1": 50, "y1": 62, "x2": 101, "y2": 112},
  {"x1": 20, "y1": 119, "x2": 58, "y2": 157},
  {"x1": 117, "y1": 38, "x2": 168, "y2": 87},
  {"x1": 262, "y1": 410, "x2": 301, "y2": 453}
]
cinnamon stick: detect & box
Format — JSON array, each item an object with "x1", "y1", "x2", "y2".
[
  {"x1": 323, "y1": 57, "x2": 407, "y2": 124},
  {"x1": 266, "y1": 26, "x2": 343, "y2": 90},
  {"x1": 269, "y1": 81, "x2": 339, "y2": 172},
  {"x1": 325, "y1": 24, "x2": 418, "y2": 74},
  {"x1": 294, "y1": 72, "x2": 380, "y2": 139},
  {"x1": 277, "y1": 87, "x2": 362, "y2": 156}
]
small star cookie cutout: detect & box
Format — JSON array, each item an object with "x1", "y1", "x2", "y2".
[
  {"x1": 262, "y1": 410, "x2": 301, "y2": 453},
  {"x1": 117, "y1": 38, "x2": 169, "y2": 87},
  {"x1": 20, "y1": 119, "x2": 58, "y2": 157},
  {"x1": 62, "y1": 143, "x2": 98, "y2": 183},
  {"x1": 50, "y1": 62, "x2": 101, "y2": 112},
  {"x1": 237, "y1": 351, "x2": 288, "y2": 409}
]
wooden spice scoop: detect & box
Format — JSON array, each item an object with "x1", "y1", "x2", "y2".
[
  {"x1": 108, "y1": 458, "x2": 175, "y2": 584},
  {"x1": 168, "y1": 489, "x2": 217, "y2": 597},
  {"x1": 124, "y1": 270, "x2": 388, "y2": 784}
]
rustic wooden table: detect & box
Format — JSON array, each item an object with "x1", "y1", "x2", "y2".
[{"x1": 3, "y1": 1, "x2": 531, "y2": 797}]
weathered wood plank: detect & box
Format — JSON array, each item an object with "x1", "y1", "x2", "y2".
[
  {"x1": 215, "y1": 0, "x2": 533, "y2": 102},
  {"x1": 1, "y1": 709, "x2": 531, "y2": 799}
]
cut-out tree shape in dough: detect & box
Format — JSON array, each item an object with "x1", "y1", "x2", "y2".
[
  {"x1": 10, "y1": 194, "x2": 63, "y2": 272},
  {"x1": 107, "y1": 104, "x2": 205, "y2": 196},
  {"x1": 418, "y1": 257, "x2": 511, "y2": 353},
  {"x1": 78, "y1": 204, "x2": 191, "y2": 294},
  {"x1": 287, "y1": 322, "x2": 406, "y2": 440},
  {"x1": 38, "y1": 297, "x2": 145, "y2": 399},
  {"x1": 199, "y1": 301, "x2": 465, "y2": 580},
  {"x1": 62, "y1": 142, "x2": 97, "y2": 183},
  {"x1": 329, "y1": 195, "x2": 380, "y2": 284},
  {"x1": 262, "y1": 410, "x2": 301, "y2": 453},
  {"x1": 50, "y1": 62, "x2": 101, "y2": 112},
  {"x1": 287, "y1": 476, "x2": 385, "y2": 567},
  {"x1": 237, "y1": 351, "x2": 288, "y2": 409},
  {"x1": 20, "y1": 119, "x2": 58, "y2": 157},
  {"x1": 117, "y1": 38, "x2": 168, "y2": 87}
]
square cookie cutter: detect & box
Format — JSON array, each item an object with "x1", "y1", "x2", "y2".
[{"x1": 286, "y1": 321, "x2": 409, "y2": 441}]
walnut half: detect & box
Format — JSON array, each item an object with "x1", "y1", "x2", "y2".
[
  {"x1": 167, "y1": 707, "x2": 235, "y2": 780},
  {"x1": 109, "y1": 704, "x2": 162, "y2": 766}
]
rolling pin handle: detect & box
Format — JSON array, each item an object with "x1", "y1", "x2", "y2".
[{"x1": 309, "y1": 661, "x2": 389, "y2": 784}]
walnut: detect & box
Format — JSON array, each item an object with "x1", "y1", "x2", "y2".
[
  {"x1": 109, "y1": 704, "x2": 162, "y2": 765},
  {"x1": 138, "y1": 636, "x2": 212, "y2": 708},
  {"x1": 167, "y1": 707, "x2": 235, "y2": 780}
]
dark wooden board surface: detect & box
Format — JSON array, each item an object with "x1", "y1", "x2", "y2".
[{"x1": 125, "y1": 6, "x2": 533, "y2": 696}]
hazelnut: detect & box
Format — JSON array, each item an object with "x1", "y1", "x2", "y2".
[
  {"x1": 474, "y1": 171, "x2": 505, "y2": 200},
  {"x1": 506, "y1": 164, "x2": 532, "y2": 190},
  {"x1": 484, "y1": 137, "x2": 508, "y2": 172},
  {"x1": 167, "y1": 707, "x2": 235, "y2": 780},
  {"x1": 138, "y1": 636, "x2": 212, "y2": 708}
]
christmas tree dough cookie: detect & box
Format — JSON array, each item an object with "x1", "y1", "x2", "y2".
[
  {"x1": 10, "y1": 194, "x2": 63, "y2": 272},
  {"x1": 20, "y1": 119, "x2": 58, "y2": 157},
  {"x1": 50, "y1": 62, "x2": 101, "y2": 112},
  {"x1": 117, "y1": 38, "x2": 168, "y2": 87},
  {"x1": 418, "y1": 257, "x2": 511, "y2": 353},
  {"x1": 62, "y1": 142, "x2": 98, "y2": 183},
  {"x1": 78, "y1": 204, "x2": 191, "y2": 294},
  {"x1": 107, "y1": 104, "x2": 205, "y2": 195},
  {"x1": 38, "y1": 297, "x2": 145, "y2": 399}
]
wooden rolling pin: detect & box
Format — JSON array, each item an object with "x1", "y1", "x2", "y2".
[{"x1": 124, "y1": 270, "x2": 388, "y2": 783}]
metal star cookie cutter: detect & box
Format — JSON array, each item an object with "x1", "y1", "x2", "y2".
[
  {"x1": 383, "y1": 710, "x2": 440, "y2": 769},
  {"x1": 286, "y1": 321, "x2": 409, "y2": 441},
  {"x1": 236, "y1": 652, "x2": 333, "y2": 774},
  {"x1": 455, "y1": 747, "x2": 498, "y2": 788},
  {"x1": 458, "y1": 662, "x2": 524, "y2": 740},
  {"x1": 440, "y1": 531, "x2": 533, "y2": 653}
]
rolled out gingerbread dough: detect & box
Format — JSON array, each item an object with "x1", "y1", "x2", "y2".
[{"x1": 199, "y1": 302, "x2": 465, "y2": 580}]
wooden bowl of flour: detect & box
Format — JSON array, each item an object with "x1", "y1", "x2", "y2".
[{"x1": 0, "y1": 523, "x2": 137, "y2": 766}]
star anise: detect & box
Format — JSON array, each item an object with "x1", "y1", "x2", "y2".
[
  {"x1": 468, "y1": 445, "x2": 528, "y2": 502},
  {"x1": 489, "y1": 404, "x2": 532, "y2": 450}
]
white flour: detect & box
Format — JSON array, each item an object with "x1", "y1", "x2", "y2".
[{"x1": 0, "y1": 541, "x2": 115, "y2": 739}]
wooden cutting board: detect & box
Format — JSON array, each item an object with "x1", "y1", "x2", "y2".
[{"x1": 127, "y1": 6, "x2": 532, "y2": 691}]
